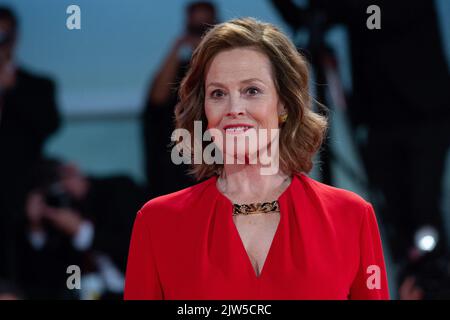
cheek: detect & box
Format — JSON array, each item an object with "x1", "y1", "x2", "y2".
[
  {"x1": 204, "y1": 103, "x2": 224, "y2": 128},
  {"x1": 250, "y1": 99, "x2": 279, "y2": 128}
]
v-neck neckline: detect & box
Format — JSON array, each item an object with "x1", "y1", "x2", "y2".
[{"x1": 212, "y1": 174, "x2": 296, "y2": 280}]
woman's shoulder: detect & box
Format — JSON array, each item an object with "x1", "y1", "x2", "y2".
[
  {"x1": 297, "y1": 172, "x2": 373, "y2": 220},
  {"x1": 137, "y1": 177, "x2": 216, "y2": 221}
]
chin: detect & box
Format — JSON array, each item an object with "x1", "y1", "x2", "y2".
[{"x1": 223, "y1": 148, "x2": 260, "y2": 165}]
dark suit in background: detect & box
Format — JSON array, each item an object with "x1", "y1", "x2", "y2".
[{"x1": 0, "y1": 68, "x2": 60, "y2": 280}]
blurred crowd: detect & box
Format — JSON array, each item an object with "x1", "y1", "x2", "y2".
[
  {"x1": 1, "y1": 1, "x2": 450, "y2": 299},
  {"x1": 0, "y1": 6, "x2": 147, "y2": 299}
]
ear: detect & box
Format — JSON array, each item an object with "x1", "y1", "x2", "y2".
[{"x1": 277, "y1": 101, "x2": 286, "y2": 115}]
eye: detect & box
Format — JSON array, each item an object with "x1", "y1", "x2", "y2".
[
  {"x1": 245, "y1": 86, "x2": 261, "y2": 96},
  {"x1": 210, "y1": 89, "x2": 225, "y2": 99}
]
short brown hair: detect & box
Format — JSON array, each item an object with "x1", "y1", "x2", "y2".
[{"x1": 175, "y1": 17, "x2": 328, "y2": 180}]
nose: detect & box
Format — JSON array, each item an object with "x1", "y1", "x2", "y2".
[{"x1": 225, "y1": 93, "x2": 245, "y2": 118}]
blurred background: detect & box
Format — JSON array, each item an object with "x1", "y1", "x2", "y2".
[{"x1": 0, "y1": 0, "x2": 449, "y2": 300}]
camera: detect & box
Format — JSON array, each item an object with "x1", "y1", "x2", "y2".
[
  {"x1": 187, "y1": 23, "x2": 210, "y2": 37},
  {"x1": 30, "y1": 158, "x2": 75, "y2": 209},
  {"x1": 43, "y1": 182, "x2": 73, "y2": 208}
]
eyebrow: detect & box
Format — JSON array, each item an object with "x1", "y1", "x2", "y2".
[{"x1": 206, "y1": 78, "x2": 266, "y2": 89}]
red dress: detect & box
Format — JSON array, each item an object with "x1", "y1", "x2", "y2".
[{"x1": 124, "y1": 172, "x2": 389, "y2": 300}]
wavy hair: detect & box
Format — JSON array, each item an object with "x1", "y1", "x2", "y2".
[{"x1": 175, "y1": 17, "x2": 328, "y2": 180}]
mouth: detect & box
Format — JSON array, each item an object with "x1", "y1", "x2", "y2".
[{"x1": 223, "y1": 124, "x2": 255, "y2": 134}]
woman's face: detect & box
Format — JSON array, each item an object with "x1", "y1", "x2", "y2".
[{"x1": 204, "y1": 47, "x2": 284, "y2": 163}]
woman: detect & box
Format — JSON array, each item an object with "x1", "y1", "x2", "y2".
[{"x1": 124, "y1": 18, "x2": 389, "y2": 300}]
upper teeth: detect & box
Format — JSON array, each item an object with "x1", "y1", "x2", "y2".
[{"x1": 226, "y1": 126, "x2": 250, "y2": 132}]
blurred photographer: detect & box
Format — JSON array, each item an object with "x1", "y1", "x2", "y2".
[
  {"x1": 271, "y1": 0, "x2": 450, "y2": 298},
  {"x1": 142, "y1": 1, "x2": 218, "y2": 198},
  {"x1": 0, "y1": 6, "x2": 60, "y2": 281},
  {"x1": 19, "y1": 158, "x2": 147, "y2": 299}
]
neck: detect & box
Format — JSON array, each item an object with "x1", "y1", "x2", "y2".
[{"x1": 218, "y1": 164, "x2": 291, "y2": 203}]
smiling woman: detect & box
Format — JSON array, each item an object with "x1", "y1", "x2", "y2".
[
  {"x1": 176, "y1": 17, "x2": 327, "y2": 180},
  {"x1": 204, "y1": 48, "x2": 282, "y2": 168},
  {"x1": 124, "y1": 17, "x2": 389, "y2": 300}
]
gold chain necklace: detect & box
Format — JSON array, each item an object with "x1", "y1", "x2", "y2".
[
  {"x1": 217, "y1": 175, "x2": 290, "y2": 216},
  {"x1": 232, "y1": 200, "x2": 280, "y2": 216}
]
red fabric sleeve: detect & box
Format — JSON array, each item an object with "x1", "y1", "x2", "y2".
[
  {"x1": 349, "y1": 203, "x2": 390, "y2": 300},
  {"x1": 124, "y1": 210, "x2": 163, "y2": 300}
]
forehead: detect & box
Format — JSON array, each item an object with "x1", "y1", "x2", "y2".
[{"x1": 205, "y1": 47, "x2": 274, "y2": 85}]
